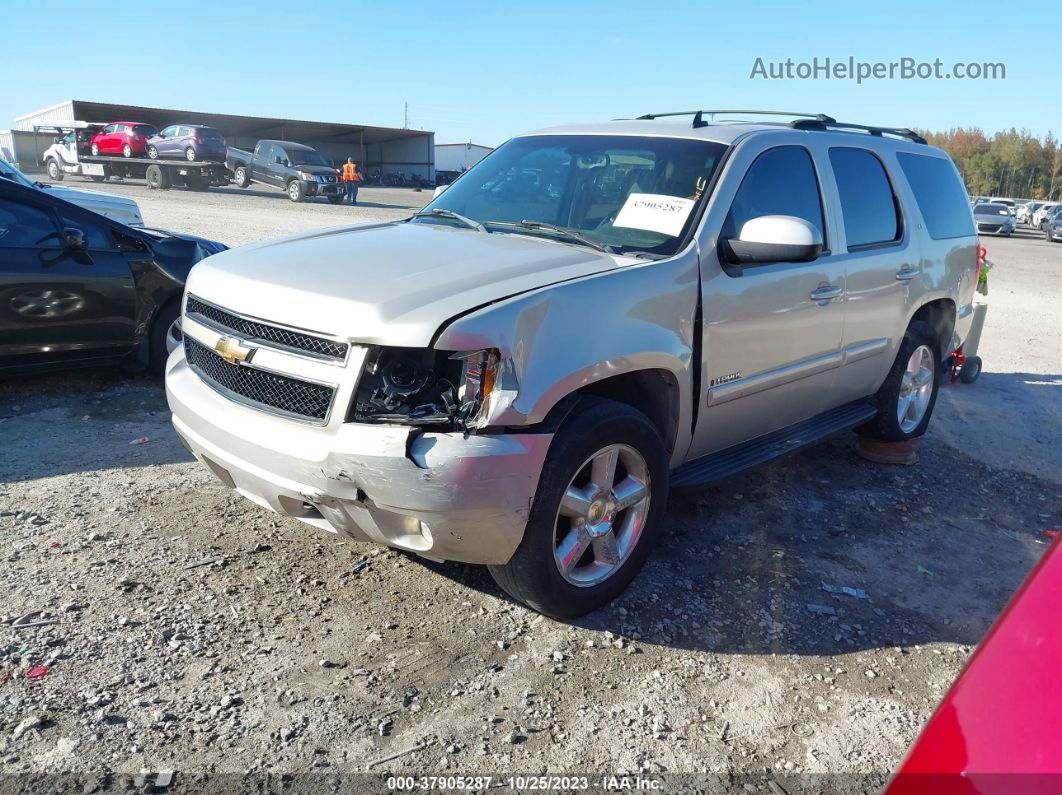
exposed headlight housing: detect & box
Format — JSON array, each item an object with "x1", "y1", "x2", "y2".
[{"x1": 349, "y1": 346, "x2": 501, "y2": 428}]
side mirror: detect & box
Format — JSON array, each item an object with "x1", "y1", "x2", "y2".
[
  {"x1": 432, "y1": 184, "x2": 449, "y2": 199},
  {"x1": 63, "y1": 228, "x2": 87, "y2": 250},
  {"x1": 723, "y1": 215, "x2": 822, "y2": 273}
]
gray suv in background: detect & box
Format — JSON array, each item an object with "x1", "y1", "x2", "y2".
[{"x1": 167, "y1": 111, "x2": 978, "y2": 617}]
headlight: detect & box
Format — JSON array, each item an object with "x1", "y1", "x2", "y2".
[
  {"x1": 298, "y1": 171, "x2": 316, "y2": 180},
  {"x1": 349, "y1": 346, "x2": 501, "y2": 428}
]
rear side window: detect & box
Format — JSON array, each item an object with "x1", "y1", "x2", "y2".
[
  {"x1": 896, "y1": 152, "x2": 975, "y2": 240},
  {"x1": 829, "y1": 148, "x2": 901, "y2": 249},
  {"x1": 723, "y1": 146, "x2": 825, "y2": 244}
]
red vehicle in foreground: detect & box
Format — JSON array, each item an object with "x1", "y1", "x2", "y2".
[
  {"x1": 888, "y1": 534, "x2": 1062, "y2": 794},
  {"x1": 90, "y1": 121, "x2": 158, "y2": 158}
]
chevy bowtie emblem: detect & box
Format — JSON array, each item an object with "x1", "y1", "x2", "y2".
[{"x1": 214, "y1": 336, "x2": 254, "y2": 365}]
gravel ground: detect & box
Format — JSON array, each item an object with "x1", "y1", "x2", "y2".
[{"x1": 1, "y1": 184, "x2": 1060, "y2": 792}]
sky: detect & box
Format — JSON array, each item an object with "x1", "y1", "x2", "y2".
[{"x1": 1, "y1": 1, "x2": 1051, "y2": 147}]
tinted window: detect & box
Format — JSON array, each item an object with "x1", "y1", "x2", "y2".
[
  {"x1": 0, "y1": 199, "x2": 61, "y2": 248},
  {"x1": 723, "y1": 146, "x2": 825, "y2": 243},
  {"x1": 896, "y1": 152, "x2": 975, "y2": 240},
  {"x1": 829, "y1": 148, "x2": 900, "y2": 248},
  {"x1": 60, "y1": 214, "x2": 111, "y2": 249}
]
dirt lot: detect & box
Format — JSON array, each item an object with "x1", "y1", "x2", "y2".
[{"x1": 1, "y1": 181, "x2": 1060, "y2": 792}]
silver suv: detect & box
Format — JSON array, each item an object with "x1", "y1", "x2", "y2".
[{"x1": 166, "y1": 111, "x2": 979, "y2": 617}]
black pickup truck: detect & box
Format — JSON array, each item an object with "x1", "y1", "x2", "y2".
[{"x1": 225, "y1": 140, "x2": 343, "y2": 203}]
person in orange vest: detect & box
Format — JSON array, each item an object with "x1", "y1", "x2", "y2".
[{"x1": 341, "y1": 157, "x2": 363, "y2": 205}]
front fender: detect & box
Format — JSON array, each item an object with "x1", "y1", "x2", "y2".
[{"x1": 434, "y1": 249, "x2": 700, "y2": 441}]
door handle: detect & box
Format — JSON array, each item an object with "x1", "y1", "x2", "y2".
[
  {"x1": 809, "y1": 285, "x2": 844, "y2": 301},
  {"x1": 895, "y1": 267, "x2": 921, "y2": 281}
]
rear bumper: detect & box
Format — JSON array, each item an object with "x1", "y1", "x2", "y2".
[{"x1": 165, "y1": 348, "x2": 551, "y2": 564}]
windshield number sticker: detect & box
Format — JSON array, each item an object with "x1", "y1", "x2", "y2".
[{"x1": 613, "y1": 193, "x2": 696, "y2": 237}]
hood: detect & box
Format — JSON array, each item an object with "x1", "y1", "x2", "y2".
[
  {"x1": 44, "y1": 184, "x2": 144, "y2": 226},
  {"x1": 292, "y1": 164, "x2": 338, "y2": 176},
  {"x1": 184, "y1": 221, "x2": 623, "y2": 347}
]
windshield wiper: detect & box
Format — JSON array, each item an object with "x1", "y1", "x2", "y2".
[
  {"x1": 492, "y1": 220, "x2": 614, "y2": 254},
  {"x1": 414, "y1": 208, "x2": 488, "y2": 233}
]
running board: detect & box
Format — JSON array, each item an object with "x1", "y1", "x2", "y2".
[{"x1": 670, "y1": 399, "x2": 877, "y2": 488}]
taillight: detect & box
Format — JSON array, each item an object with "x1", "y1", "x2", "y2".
[
  {"x1": 193, "y1": 135, "x2": 202, "y2": 145},
  {"x1": 976, "y1": 242, "x2": 987, "y2": 282},
  {"x1": 133, "y1": 134, "x2": 141, "y2": 141}
]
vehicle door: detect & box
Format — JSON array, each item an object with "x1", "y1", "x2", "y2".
[
  {"x1": 95, "y1": 124, "x2": 116, "y2": 153},
  {"x1": 172, "y1": 126, "x2": 193, "y2": 158},
  {"x1": 689, "y1": 139, "x2": 847, "y2": 458},
  {"x1": 155, "y1": 125, "x2": 177, "y2": 157},
  {"x1": 59, "y1": 132, "x2": 79, "y2": 166},
  {"x1": 820, "y1": 147, "x2": 917, "y2": 404},
  {"x1": 250, "y1": 143, "x2": 271, "y2": 183},
  {"x1": 0, "y1": 193, "x2": 136, "y2": 368}
]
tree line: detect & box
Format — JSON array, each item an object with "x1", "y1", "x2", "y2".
[{"x1": 920, "y1": 128, "x2": 1062, "y2": 201}]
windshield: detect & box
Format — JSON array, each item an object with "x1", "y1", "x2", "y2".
[
  {"x1": 974, "y1": 203, "x2": 1009, "y2": 215},
  {"x1": 290, "y1": 149, "x2": 329, "y2": 167},
  {"x1": 419, "y1": 134, "x2": 727, "y2": 256},
  {"x1": 0, "y1": 158, "x2": 36, "y2": 188}
]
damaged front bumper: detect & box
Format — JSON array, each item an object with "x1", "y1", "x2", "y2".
[{"x1": 166, "y1": 349, "x2": 552, "y2": 564}]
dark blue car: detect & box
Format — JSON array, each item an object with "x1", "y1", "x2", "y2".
[{"x1": 147, "y1": 124, "x2": 227, "y2": 162}]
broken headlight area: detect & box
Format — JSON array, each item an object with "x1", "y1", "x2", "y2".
[{"x1": 349, "y1": 346, "x2": 500, "y2": 428}]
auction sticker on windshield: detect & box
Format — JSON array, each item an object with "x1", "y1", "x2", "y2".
[{"x1": 612, "y1": 193, "x2": 695, "y2": 237}]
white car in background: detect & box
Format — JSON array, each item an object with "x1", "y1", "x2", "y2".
[
  {"x1": 1033, "y1": 202, "x2": 1059, "y2": 228},
  {"x1": 0, "y1": 157, "x2": 143, "y2": 226}
]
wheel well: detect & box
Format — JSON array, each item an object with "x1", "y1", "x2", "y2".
[
  {"x1": 575, "y1": 370, "x2": 680, "y2": 455},
  {"x1": 911, "y1": 299, "x2": 956, "y2": 358}
]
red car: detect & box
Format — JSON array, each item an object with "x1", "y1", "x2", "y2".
[
  {"x1": 888, "y1": 534, "x2": 1062, "y2": 794},
  {"x1": 89, "y1": 121, "x2": 158, "y2": 158}
]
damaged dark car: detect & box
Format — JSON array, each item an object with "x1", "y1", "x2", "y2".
[{"x1": 0, "y1": 179, "x2": 226, "y2": 375}]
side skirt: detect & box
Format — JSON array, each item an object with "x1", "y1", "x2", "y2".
[{"x1": 670, "y1": 398, "x2": 877, "y2": 488}]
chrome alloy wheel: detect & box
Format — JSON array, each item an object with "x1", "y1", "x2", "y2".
[
  {"x1": 553, "y1": 443, "x2": 651, "y2": 587},
  {"x1": 898, "y1": 344, "x2": 934, "y2": 433}
]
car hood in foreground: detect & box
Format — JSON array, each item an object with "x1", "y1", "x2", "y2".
[{"x1": 184, "y1": 221, "x2": 625, "y2": 347}]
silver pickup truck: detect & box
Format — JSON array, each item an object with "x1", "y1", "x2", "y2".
[{"x1": 166, "y1": 111, "x2": 978, "y2": 617}]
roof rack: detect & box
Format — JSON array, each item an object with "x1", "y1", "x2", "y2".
[
  {"x1": 635, "y1": 110, "x2": 836, "y2": 128},
  {"x1": 788, "y1": 118, "x2": 927, "y2": 144}
]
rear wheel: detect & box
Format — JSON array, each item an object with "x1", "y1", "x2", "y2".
[
  {"x1": 46, "y1": 159, "x2": 62, "y2": 181},
  {"x1": 89, "y1": 174, "x2": 106, "y2": 183},
  {"x1": 959, "y1": 356, "x2": 982, "y2": 384},
  {"x1": 327, "y1": 195, "x2": 344, "y2": 205},
  {"x1": 145, "y1": 164, "x2": 171, "y2": 190},
  {"x1": 122, "y1": 143, "x2": 132, "y2": 158},
  {"x1": 488, "y1": 399, "x2": 669, "y2": 618},
  {"x1": 234, "y1": 166, "x2": 250, "y2": 188},
  {"x1": 859, "y1": 320, "x2": 941, "y2": 441},
  {"x1": 287, "y1": 180, "x2": 305, "y2": 202},
  {"x1": 185, "y1": 147, "x2": 197, "y2": 162},
  {"x1": 149, "y1": 300, "x2": 181, "y2": 376},
  {"x1": 183, "y1": 173, "x2": 206, "y2": 191}
]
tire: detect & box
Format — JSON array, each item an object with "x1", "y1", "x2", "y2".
[
  {"x1": 149, "y1": 300, "x2": 180, "y2": 376},
  {"x1": 145, "y1": 164, "x2": 170, "y2": 190},
  {"x1": 185, "y1": 147, "x2": 197, "y2": 162},
  {"x1": 147, "y1": 145, "x2": 159, "y2": 160},
  {"x1": 90, "y1": 143, "x2": 99, "y2": 156},
  {"x1": 327, "y1": 195, "x2": 344, "y2": 205},
  {"x1": 859, "y1": 320, "x2": 941, "y2": 441},
  {"x1": 487, "y1": 398, "x2": 669, "y2": 618},
  {"x1": 122, "y1": 144, "x2": 132, "y2": 158},
  {"x1": 184, "y1": 173, "x2": 206, "y2": 191},
  {"x1": 46, "y1": 159, "x2": 62, "y2": 181},
  {"x1": 234, "y1": 166, "x2": 250, "y2": 188},
  {"x1": 959, "y1": 356, "x2": 982, "y2": 384},
  {"x1": 287, "y1": 180, "x2": 305, "y2": 202},
  {"x1": 89, "y1": 174, "x2": 106, "y2": 183}
]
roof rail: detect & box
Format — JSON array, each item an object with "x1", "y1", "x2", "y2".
[
  {"x1": 635, "y1": 110, "x2": 836, "y2": 128},
  {"x1": 789, "y1": 118, "x2": 927, "y2": 144}
]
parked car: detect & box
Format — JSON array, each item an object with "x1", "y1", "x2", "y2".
[
  {"x1": 973, "y1": 202, "x2": 1015, "y2": 235},
  {"x1": 887, "y1": 536, "x2": 1062, "y2": 791},
  {"x1": 1018, "y1": 200, "x2": 1044, "y2": 224},
  {"x1": 0, "y1": 156, "x2": 143, "y2": 226},
  {"x1": 1033, "y1": 202, "x2": 1059, "y2": 228},
  {"x1": 147, "y1": 124, "x2": 227, "y2": 162},
  {"x1": 167, "y1": 112, "x2": 978, "y2": 617},
  {"x1": 90, "y1": 122, "x2": 158, "y2": 158},
  {"x1": 225, "y1": 140, "x2": 344, "y2": 203},
  {"x1": 988, "y1": 196, "x2": 1016, "y2": 215},
  {"x1": 1045, "y1": 206, "x2": 1062, "y2": 242},
  {"x1": 0, "y1": 178, "x2": 225, "y2": 375}
]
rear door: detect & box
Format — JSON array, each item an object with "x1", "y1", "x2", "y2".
[
  {"x1": 690, "y1": 141, "x2": 847, "y2": 458},
  {"x1": 0, "y1": 191, "x2": 136, "y2": 369}
]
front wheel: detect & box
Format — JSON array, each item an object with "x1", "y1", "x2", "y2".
[
  {"x1": 488, "y1": 399, "x2": 669, "y2": 618},
  {"x1": 327, "y1": 194, "x2": 344, "y2": 205},
  {"x1": 149, "y1": 300, "x2": 181, "y2": 376},
  {"x1": 287, "y1": 180, "x2": 305, "y2": 202},
  {"x1": 90, "y1": 143, "x2": 100, "y2": 156},
  {"x1": 859, "y1": 320, "x2": 941, "y2": 441},
  {"x1": 147, "y1": 145, "x2": 159, "y2": 160},
  {"x1": 46, "y1": 159, "x2": 62, "y2": 180}
]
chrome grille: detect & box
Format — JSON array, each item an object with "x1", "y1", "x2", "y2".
[
  {"x1": 184, "y1": 337, "x2": 335, "y2": 423},
  {"x1": 186, "y1": 296, "x2": 348, "y2": 361}
]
